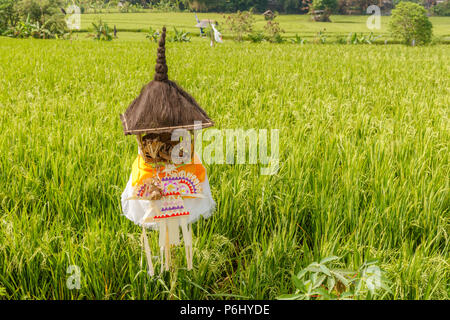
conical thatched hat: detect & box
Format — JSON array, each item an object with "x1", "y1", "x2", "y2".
[{"x1": 120, "y1": 27, "x2": 214, "y2": 135}]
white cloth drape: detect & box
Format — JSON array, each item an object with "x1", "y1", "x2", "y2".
[{"x1": 121, "y1": 173, "x2": 216, "y2": 229}]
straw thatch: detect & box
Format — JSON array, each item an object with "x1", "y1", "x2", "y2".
[
  {"x1": 137, "y1": 132, "x2": 192, "y2": 164},
  {"x1": 120, "y1": 26, "x2": 214, "y2": 136},
  {"x1": 263, "y1": 10, "x2": 275, "y2": 20}
]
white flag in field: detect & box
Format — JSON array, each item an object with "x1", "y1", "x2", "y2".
[{"x1": 211, "y1": 24, "x2": 223, "y2": 43}]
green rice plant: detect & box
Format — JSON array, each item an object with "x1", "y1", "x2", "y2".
[{"x1": 0, "y1": 30, "x2": 448, "y2": 300}]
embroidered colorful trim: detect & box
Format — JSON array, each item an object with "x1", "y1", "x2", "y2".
[
  {"x1": 157, "y1": 194, "x2": 190, "y2": 219},
  {"x1": 162, "y1": 170, "x2": 202, "y2": 195},
  {"x1": 153, "y1": 212, "x2": 190, "y2": 219},
  {"x1": 133, "y1": 181, "x2": 161, "y2": 199},
  {"x1": 132, "y1": 166, "x2": 203, "y2": 219}
]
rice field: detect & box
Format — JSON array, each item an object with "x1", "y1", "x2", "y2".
[
  {"x1": 0, "y1": 15, "x2": 449, "y2": 299},
  {"x1": 77, "y1": 12, "x2": 450, "y2": 42}
]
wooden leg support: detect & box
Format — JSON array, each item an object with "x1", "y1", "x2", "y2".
[
  {"x1": 142, "y1": 227, "x2": 154, "y2": 277},
  {"x1": 181, "y1": 218, "x2": 192, "y2": 270}
]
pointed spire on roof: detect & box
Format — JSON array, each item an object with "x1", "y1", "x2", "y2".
[
  {"x1": 120, "y1": 26, "x2": 214, "y2": 136},
  {"x1": 154, "y1": 27, "x2": 168, "y2": 82}
]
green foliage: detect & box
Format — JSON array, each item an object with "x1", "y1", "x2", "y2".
[
  {"x1": 278, "y1": 256, "x2": 392, "y2": 300},
  {"x1": 432, "y1": 0, "x2": 450, "y2": 16},
  {"x1": 312, "y1": 0, "x2": 337, "y2": 11},
  {"x1": 389, "y1": 1, "x2": 433, "y2": 45},
  {"x1": 4, "y1": 13, "x2": 67, "y2": 38},
  {"x1": 264, "y1": 20, "x2": 284, "y2": 43},
  {"x1": 3, "y1": 14, "x2": 35, "y2": 38},
  {"x1": 335, "y1": 34, "x2": 346, "y2": 44},
  {"x1": 90, "y1": 19, "x2": 113, "y2": 40},
  {"x1": 346, "y1": 32, "x2": 381, "y2": 44},
  {"x1": 228, "y1": 12, "x2": 284, "y2": 43},
  {"x1": 223, "y1": 9, "x2": 255, "y2": 41},
  {"x1": 12, "y1": 0, "x2": 67, "y2": 35},
  {"x1": 150, "y1": 0, "x2": 181, "y2": 12},
  {"x1": 188, "y1": 0, "x2": 305, "y2": 13},
  {"x1": 313, "y1": 28, "x2": 327, "y2": 43},
  {"x1": 190, "y1": 0, "x2": 269, "y2": 13},
  {"x1": 290, "y1": 33, "x2": 306, "y2": 44},
  {"x1": 168, "y1": 26, "x2": 191, "y2": 42},
  {"x1": 310, "y1": 0, "x2": 337, "y2": 21},
  {"x1": 45, "y1": 0, "x2": 446, "y2": 15},
  {"x1": 0, "y1": 0, "x2": 19, "y2": 33},
  {"x1": 248, "y1": 30, "x2": 265, "y2": 42},
  {"x1": 118, "y1": 1, "x2": 130, "y2": 13},
  {"x1": 278, "y1": 0, "x2": 304, "y2": 13},
  {"x1": 16, "y1": 0, "x2": 63, "y2": 23},
  {"x1": 146, "y1": 26, "x2": 160, "y2": 42}
]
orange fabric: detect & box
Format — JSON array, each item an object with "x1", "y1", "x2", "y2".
[{"x1": 132, "y1": 154, "x2": 206, "y2": 187}]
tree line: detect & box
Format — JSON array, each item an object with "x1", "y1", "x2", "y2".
[
  {"x1": 15, "y1": 0, "x2": 445, "y2": 15},
  {"x1": 120, "y1": 0, "x2": 448, "y2": 14}
]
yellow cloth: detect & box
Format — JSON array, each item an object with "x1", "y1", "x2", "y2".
[{"x1": 131, "y1": 154, "x2": 206, "y2": 187}]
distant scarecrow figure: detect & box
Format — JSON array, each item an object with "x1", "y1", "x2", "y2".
[
  {"x1": 263, "y1": 10, "x2": 276, "y2": 21},
  {"x1": 194, "y1": 11, "x2": 204, "y2": 37},
  {"x1": 195, "y1": 19, "x2": 222, "y2": 46},
  {"x1": 120, "y1": 27, "x2": 215, "y2": 275}
]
